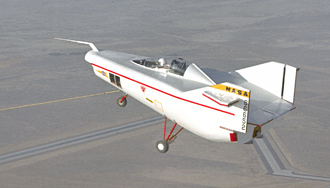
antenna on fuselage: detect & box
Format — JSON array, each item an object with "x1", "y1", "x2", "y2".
[{"x1": 54, "y1": 38, "x2": 99, "y2": 51}]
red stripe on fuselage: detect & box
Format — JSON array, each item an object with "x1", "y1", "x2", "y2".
[{"x1": 91, "y1": 63, "x2": 235, "y2": 116}]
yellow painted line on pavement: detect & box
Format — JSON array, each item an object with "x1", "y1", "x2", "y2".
[{"x1": 0, "y1": 90, "x2": 120, "y2": 111}]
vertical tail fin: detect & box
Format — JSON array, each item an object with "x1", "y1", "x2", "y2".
[{"x1": 230, "y1": 61, "x2": 299, "y2": 104}]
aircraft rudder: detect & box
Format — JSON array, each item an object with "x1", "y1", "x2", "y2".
[{"x1": 282, "y1": 64, "x2": 299, "y2": 104}]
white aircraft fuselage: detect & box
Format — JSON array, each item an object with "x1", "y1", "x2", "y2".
[
  {"x1": 56, "y1": 38, "x2": 299, "y2": 153},
  {"x1": 86, "y1": 50, "x2": 250, "y2": 143}
]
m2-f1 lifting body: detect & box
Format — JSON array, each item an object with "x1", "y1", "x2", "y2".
[{"x1": 56, "y1": 38, "x2": 299, "y2": 153}]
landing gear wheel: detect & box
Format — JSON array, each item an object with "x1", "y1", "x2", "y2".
[
  {"x1": 156, "y1": 140, "x2": 169, "y2": 153},
  {"x1": 117, "y1": 96, "x2": 127, "y2": 107},
  {"x1": 253, "y1": 126, "x2": 262, "y2": 138}
]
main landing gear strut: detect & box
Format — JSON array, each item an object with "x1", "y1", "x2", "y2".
[{"x1": 156, "y1": 116, "x2": 184, "y2": 153}]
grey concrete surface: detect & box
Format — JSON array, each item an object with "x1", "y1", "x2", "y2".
[{"x1": 0, "y1": 0, "x2": 330, "y2": 187}]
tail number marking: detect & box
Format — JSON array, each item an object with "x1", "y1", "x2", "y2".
[{"x1": 242, "y1": 100, "x2": 248, "y2": 131}]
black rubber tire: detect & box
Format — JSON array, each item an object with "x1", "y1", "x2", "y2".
[
  {"x1": 117, "y1": 96, "x2": 127, "y2": 107},
  {"x1": 253, "y1": 126, "x2": 262, "y2": 138},
  {"x1": 156, "y1": 140, "x2": 169, "y2": 153}
]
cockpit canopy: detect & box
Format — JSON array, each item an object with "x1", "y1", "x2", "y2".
[{"x1": 132, "y1": 57, "x2": 190, "y2": 76}]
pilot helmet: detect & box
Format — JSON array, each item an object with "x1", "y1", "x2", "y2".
[{"x1": 158, "y1": 58, "x2": 166, "y2": 66}]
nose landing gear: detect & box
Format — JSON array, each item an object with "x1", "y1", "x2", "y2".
[{"x1": 117, "y1": 95, "x2": 128, "y2": 107}]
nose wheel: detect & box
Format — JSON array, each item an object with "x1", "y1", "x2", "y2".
[{"x1": 117, "y1": 95, "x2": 128, "y2": 107}]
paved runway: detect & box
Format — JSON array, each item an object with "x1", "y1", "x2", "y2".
[{"x1": 1, "y1": 0, "x2": 330, "y2": 187}]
